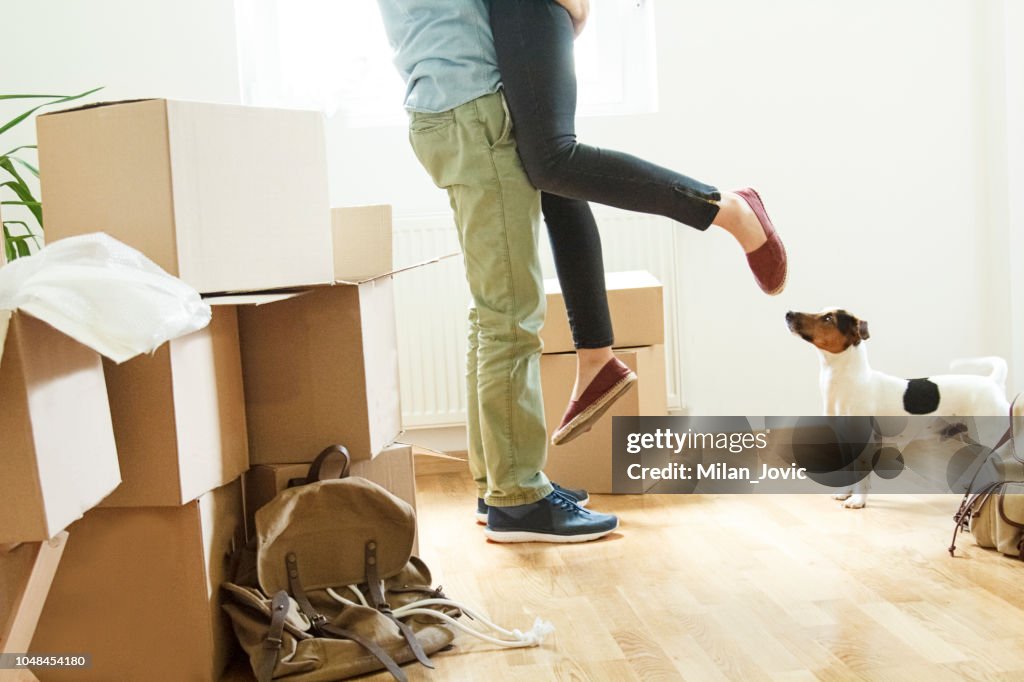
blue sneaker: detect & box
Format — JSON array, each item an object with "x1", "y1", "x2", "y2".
[
  {"x1": 476, "y1": 483, "x2": 589, "y2": 524},
  {"x1": 484, "y1": 491, "x2": 618, "y2": 543}
]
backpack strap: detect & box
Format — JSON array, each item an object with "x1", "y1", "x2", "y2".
[
  {"x1": 305, "y1": 445, "x2": 351, "y2": 484},
  {"x1": 364, "y1": 541, "x2": 435, "y2": 670},
  {"x1": 285, "y1": 553, "x2": 408, "y2": 682},
  {"x1": 257, "y1": 591, "x2": 291, "y2": 682},
  {"x1": 1008, "y1": 394, "x2": 1022, "y2": 465},
  {"x1": 950, "y1": 481, "x2": 1007, "y2": 556},
  {"x1": 948, "y1": 418, "x2": 1018, "y2": 556}
]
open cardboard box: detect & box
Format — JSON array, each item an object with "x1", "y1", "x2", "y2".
[
  {"x1": 30, "y1": 479, "x2": 245, "y2": 682},
  {"x1": 212, "y1": 253, "x2": 458, "y2": 464},
  {"x1": 0, "y1": 310, "x2": 120, "y2": 543},
  {"x1": 541, "y1": 270, "x2": 664, "y2": 355},
  {"x1": 332, "y1": 205, "x2": 393, "y2": 282},
  {"x1": 99, "y1": 305, "x2": 248, "y2": 507},
  {"x1": 37, "y1": 99, "x2": 334, "y2": 294}
]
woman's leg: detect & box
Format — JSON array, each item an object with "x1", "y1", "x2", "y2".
[
  {"x1": 541, "y1": 192, "x2": 615, "y2": 399},
  {"x1": 490, "y1": 0, "x2": 719, "y2": 227},
  {"x1": 489, "y1": 0, "x2": 773, "y2": 254}
]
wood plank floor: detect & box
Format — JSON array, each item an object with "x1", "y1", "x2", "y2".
[{"x1": 227, "y1": 466, "x2": 1024, "y2": 681}]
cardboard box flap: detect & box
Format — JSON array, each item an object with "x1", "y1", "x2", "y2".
[
  {"x1": 38, "y1": 98, "x2": 154, "y2": 117},
  {"x1": 336, "y1": 252, "x2": 460, "y2": 285},
  {"x1": 38, "y1": 98, "x2": 313, "y2": 118},
  {"x1": 211, "y1": 252, "x2": 461, "y2": 294},
  {"x1": 544, "y1": 269, "x2": 660, "y2": 294},
  {"x1": 0, "y1": 310, "x2": 10, "y2": 372},
  {"x1": 204, "y1": 291, "x2": 309, "y2": 306}
]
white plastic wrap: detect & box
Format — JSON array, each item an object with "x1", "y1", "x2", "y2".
[{"x1": 0, "y1": 233, "x2": 211, "y2": 363}]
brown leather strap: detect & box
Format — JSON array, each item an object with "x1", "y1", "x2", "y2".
[
  {"x1": 257, "y1": 590, "x2": 290, "y2": 682},
  {"x1": 286, "y1": 553, "x2": 328, "y2": 633},
  {"x1": 950, "y1": 481, "x2": 1015, "y2": 555},
  {"x1": 320, "y1": 623, "x2": 408, "y2": 682},
  {"x1": 305, "y1": 445, "x2": 352, "y2": 484},
  {"x1": 286, "y1": 552, "x2": 409, "y2": 682},
  {"x1": 365, "y1": 541, "x2": 435, "y2": 670}
]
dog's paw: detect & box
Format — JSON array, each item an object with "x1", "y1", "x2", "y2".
[
  {"x1": 832, "y1": 491, "x2": 852, "y2": 501},
  {"x1": 842, "y1": 494, "x2": 867, "y2": 509}
]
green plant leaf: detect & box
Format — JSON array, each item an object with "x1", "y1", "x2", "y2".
[
  {"x1": 0, "y1": 158, "x2": 42, "y2": 224},
  {"x1": 11, "y1": 156, "x2": 39, "y2": 177},
  {"x1": 0, "y1": 94, "x2": 89, "y2": 100},
  {"x1": 1, "y1": 201, "x2": 41, "y2": 206},
  {"x1": 4, "y1": 221, "x2": 42, "y2": 250},
  {"x1": 0, "y1": 156, "x2": 34, "y2": 193},
  {"x1": 0, "y1": 87, "x2": 104, "y2": 136},
  {"x1": 2, "y1": 223, "x2": 17, "y2": 261},
  {"x1": 2, "y1": 145, "x2": 37, "y2": 157},
  {"x1": 14, "y1": 238, "x2": 30, "y2": 258}
]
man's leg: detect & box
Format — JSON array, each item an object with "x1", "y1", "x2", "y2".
[
  {"x1": 465, "y1": 304, "x2": 488, "y2": 499},
  {"x1": 409, "y1": 91, "x2": 551, "y2": 506},
  {"x1": 409, "y1": 91, "x2": 619, "y2": 541}
]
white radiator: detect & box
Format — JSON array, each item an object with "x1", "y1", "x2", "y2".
[{"x1": 393, "y1": 208, "x2": 683, "y2": 428}]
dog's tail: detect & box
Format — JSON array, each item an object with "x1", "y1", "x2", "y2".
[{"x1": 950, "y1": 356, "x2": 1008, "y2": 388}]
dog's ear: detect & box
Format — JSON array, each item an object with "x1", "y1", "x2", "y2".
[{"x1": 858, "y1": 319, "x2": 870, "y2": 341}]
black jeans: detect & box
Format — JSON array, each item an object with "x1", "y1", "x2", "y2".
[{"x1": 489, "y1": 0, "x2": 721, "y2": 349}]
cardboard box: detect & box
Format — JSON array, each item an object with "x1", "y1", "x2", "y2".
[
  {"x1": 332, "y1": 205, "x2": 393, "y2": 282},
  {"x1": 233, "y1": 280, "x2": 401, "y2": 463},
  {"x1": 541, "y1": 271, "x2": 664, "y2": 354},
  {"x1": 243, "y1": 443, "x2": 418, "y2": 550},
  {"x1": 1, "y1": 533, "x2": 68, "y2": 658},
  {"x1": 99, "y1": 305, "x2": 248, "y2": 507},
  {"x1": 0, "y1": 312, "x2": 120, "y2": 543},
  {"x1": 541, "y1": 346, "x2": 667, "y2": 493},
  {"x1": 37, "y1": 99, "x2": 333, "y2": 294},
  {"x1": 30, "y1": 480, "x2": 244, "y2": 682}
]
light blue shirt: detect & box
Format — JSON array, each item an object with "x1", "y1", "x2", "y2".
[{"x1": 376, "y1": 0, "x2": 501, "y2": 113}]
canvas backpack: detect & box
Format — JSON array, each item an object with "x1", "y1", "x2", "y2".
[
  {"x1": 950, "y1": 396, "x2": 1024, "y2": 559},
  {"x1": 222, "y1": 445, "x2": 553, "y2": 682}
]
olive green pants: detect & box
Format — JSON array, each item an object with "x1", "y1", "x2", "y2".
[{"x1": 408, "y1": 91, "x2": 553, "y2": 507}]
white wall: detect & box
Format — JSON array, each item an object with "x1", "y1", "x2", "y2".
[
  {"x1": 327, "y1": 0, "x2": 1020, "y2": 416},
  {"x1": 1003, "y1": 0, "x2": 1024, "y2": 394},
  {"x1": 642, "y1": 0, "x2": 1015, "y2": 414},
  {"x1": 1, "y1": 0, "x2": 240, "y2": 105},
  {"x1": 0, "y1": 0, "x2": 242, "y2": 222},
  {"x1": 4, "y1": 0, "x2": 1018, "y2": 419}
]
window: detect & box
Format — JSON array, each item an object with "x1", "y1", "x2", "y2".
[
  {"x1": 575, "y1": 0, "x2": 658, "y2": 117},
  {"x1": 234, "y1": 0, "x2": 658, "y2": 126}
]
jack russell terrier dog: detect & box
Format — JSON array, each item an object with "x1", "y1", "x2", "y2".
[{"x1": 786, "y1": 308, "x2": 1009, "y2": 508}]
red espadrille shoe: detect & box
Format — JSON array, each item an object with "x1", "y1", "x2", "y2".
[
  {"x1": 551, "y1": 357, "x2": 638, "y2": 446},
  {"x1": 735, "y1": 187, "x2": 787, "y2": 295}
]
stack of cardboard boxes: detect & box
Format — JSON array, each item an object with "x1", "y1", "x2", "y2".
[
  {"x1": 539, "y1": 271, "x2": 669, "y2": 494},
  {"x1": 6, "y1": 98, "x2": 431, "y2": 681}
]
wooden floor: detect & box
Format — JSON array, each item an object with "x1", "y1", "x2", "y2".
[{"x1": 228, "y1": 466, "x2": 1024, "y2": 681}]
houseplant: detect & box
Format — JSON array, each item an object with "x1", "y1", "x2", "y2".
[{"x1": 1, "y1": 88, "x2": 101, "y2": 262}]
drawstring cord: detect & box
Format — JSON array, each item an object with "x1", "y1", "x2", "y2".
[{"x1": 326, "y1": 585, "x2": 554, "y2": 649}]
